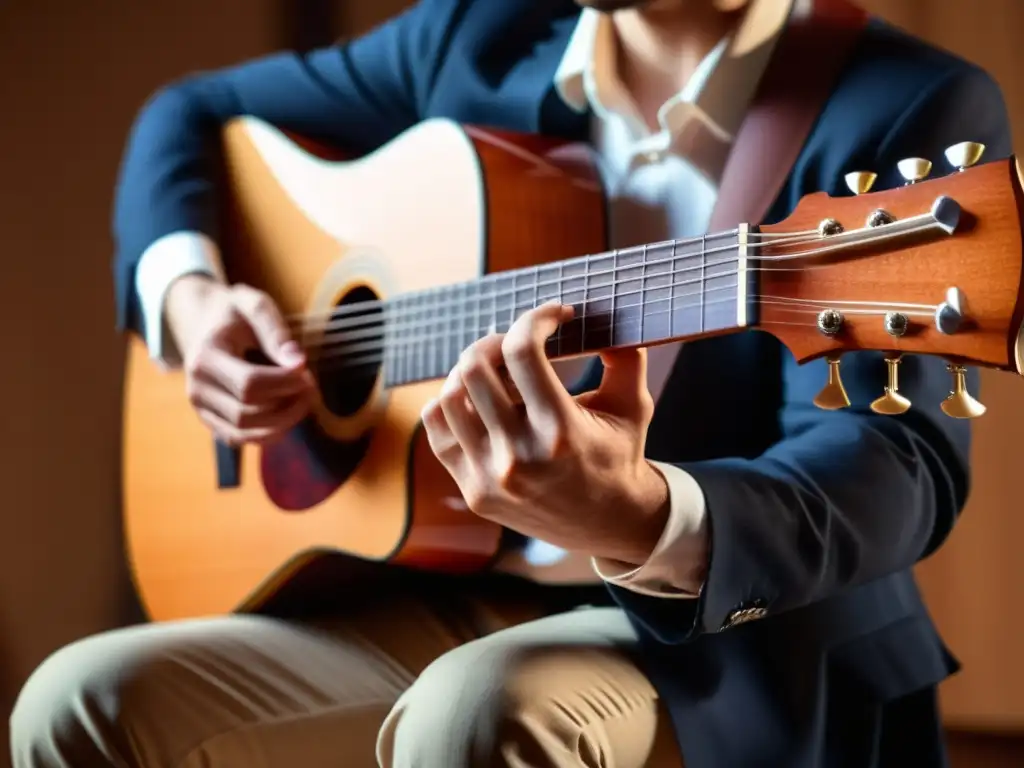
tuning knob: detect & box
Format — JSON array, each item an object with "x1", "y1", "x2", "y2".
[
  {"x1": 945, "y1": 142, "x2": 986, "y2": 172},
  {"x1": 897, "y1": 157, "x2": 933, "y2": 185},
  {"x1": 941, "y1": 364, "x2": 986, "y2": 419},
  {"x1": 844, "y1": 171, "x2": 877, "y2": 195},
  {"x1": 814, "y1": 354, "x2": 851, "y2": 410},
  {"x1": 871, "y1": 355, "x2": 912, "y2": 415}
]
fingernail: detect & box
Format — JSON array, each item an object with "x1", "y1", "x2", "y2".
[{"x1": 280, "y1": 341, "x2": 305, "y2": 365}]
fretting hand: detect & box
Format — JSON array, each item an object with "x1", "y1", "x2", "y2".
[
  {"x1": 165, "y1": 275, "x2": 316, "y2": 445},
  {"x1": 422, "y1": 302, "x2": 670, "y2": 565}
]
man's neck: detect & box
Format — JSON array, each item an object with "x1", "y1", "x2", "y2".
[{"x1": 612, "y1": 0, "x2": 746, "y2": 126}]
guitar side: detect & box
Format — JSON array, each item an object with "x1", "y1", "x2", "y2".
[{"x1": 121, "y1": 118, "x2": 607, "y2": 621}]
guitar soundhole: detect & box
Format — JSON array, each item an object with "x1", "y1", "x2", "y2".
[
  {"x1": 318, "y1": 285, "x2": 382, "y2": 417},
  {"x1": 258, "y1": 286, "x2": 381, "y2": 513}
]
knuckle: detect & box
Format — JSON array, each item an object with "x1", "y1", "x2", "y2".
[
  {"x1": 461, "y1": 482, "x2": 489, "y2": 512},
  {"x1": 493, "y1": 455, "x2": 520, "y2": 491},
  {"x1": 222, "y1": 432, "x2": 244, "y2": 447},
  {"x1": 500, "y1": 333, "x2": 533, "y2": 364},
  {"x1": 457, "y1": 348, "x2": 485, "y2": 377},
  {"x1": 229, "y1": 283, "x2": 256, "y2": 302},
  {"x1": 236, "y1": 375, "x2": 259, "y2": 404},
  {"x1": 184, "y1": 353, "x2": 204, "y2": 381},
  {"x1": 251, "y1": 292, "x2": 274, "y2": 316},
  {"x1": 224, "y1": 404, "x2": 246, "y2": 428},
  {"x1": 185, "y1": 382, "x2": 203, "y2": 409},
  {"x1": 438, "y1": 381, "x2": 465, "y2": 409},
  {"x1": 420, "y1": 399, "x2": 441, "y2": 425}
]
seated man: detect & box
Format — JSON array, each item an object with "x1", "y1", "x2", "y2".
[{"x1": 10, "y1": 0, "x2": 1012, "y2": 766}]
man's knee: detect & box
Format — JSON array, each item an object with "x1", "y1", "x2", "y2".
[
  {"x1": 10, "y1": 629, "x2": 157, "y2": 768},
  {"x1": 377, "y1": 633, "x2": 671, "y2": 768},
  {"x1": 11, "y1": 618, "x2": 255, "y2": 768}
]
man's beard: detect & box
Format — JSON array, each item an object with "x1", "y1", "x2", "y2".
[{"x1": 575, "y1": 0, "x2": 656, "y2": 11}]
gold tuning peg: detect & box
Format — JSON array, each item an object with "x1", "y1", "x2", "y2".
[
  {"x1": 941, "y1": 364, "x2": 986, "y2": 419},
  {"x1": 844, "y1": 171, "x2": 877, "y2": 195},
  {"x1": 944, "y1": 141, "x2": 986, "y2": 172},
  {"x1": 813, "y1": 354, "x2": 851, "y2": 410},
  {"x1": 897, "y1": 157, "x2": 932, "y2": 185},
  {"x1": 871, "y1": 355, "x2": 912, "y2": 415}
]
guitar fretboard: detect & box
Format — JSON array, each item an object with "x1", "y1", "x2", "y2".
[{"x1": 331, "y1": 228, "x2": 756, "y2": 387}]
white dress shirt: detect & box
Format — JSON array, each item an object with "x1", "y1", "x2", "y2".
[{"x1": 133, "y1": 0, "x2": 792, "y2": 598}]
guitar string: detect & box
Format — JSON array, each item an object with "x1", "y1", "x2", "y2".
[
  {"x1": 286, "y1": 215, "x2": 941, "y2": 339},
  {"x1": 312, "y1": 274, "x2": 936, "y2": 360},
  {"x1": 281, "y1": 227, "x2": 812, "y2": 326},
  {"x1": 298, "y1": 212, "x2": 942, "y2": 351},
  {"x1": 314, "y1": 289, "x2": 940, "y2": 376}
]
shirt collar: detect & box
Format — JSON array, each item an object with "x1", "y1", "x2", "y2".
[{"x1": 553, "y1": 0, "x2": 799, "y2": 142}]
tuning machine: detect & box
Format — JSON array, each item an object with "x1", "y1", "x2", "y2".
[
  {"x1": 844, "y1": 171, "x2": 877, "y2": 195},
  {"x1": 941, "y1": 364, "x2": 986, "y2": 419},
  {"x1": 871, "y1": 355, "x2": 912, "y2": 415},
  {"x1": 843, "y1": 170, "x2": 897, "y2": 227},
  {"x1": 814, "y1": 353, "x2": 851, "y2": 410},
  {"x1": 897, "y1": 157, "x2": 932, "y2": 185},
  {"x1": 945, "y1": 141, "x2": 986, "y2": 172}
]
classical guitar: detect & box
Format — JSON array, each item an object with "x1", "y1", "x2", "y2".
[{"x1": 122, "y1": 117, "x2": 1024, "y2": 621}]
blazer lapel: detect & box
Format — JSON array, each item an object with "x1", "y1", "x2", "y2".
[{"x1": 708, "y1": 0, "x2": 869, "y2": 231}]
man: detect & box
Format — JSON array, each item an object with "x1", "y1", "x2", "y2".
[{"x1": 10, "y1": 0, "x2": 1012, "y2": 766}]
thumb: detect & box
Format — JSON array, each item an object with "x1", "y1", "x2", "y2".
[
  {"x1": 587, "y1": 347, "x2": 651, "y2": 418},
  {"x1": 233, "y1": 290, "x2": 306, "y2": 369}
]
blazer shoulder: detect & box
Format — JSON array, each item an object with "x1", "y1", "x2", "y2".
[{"x1": 838, "y1": 18, "x2": 1001, "y2": 107}]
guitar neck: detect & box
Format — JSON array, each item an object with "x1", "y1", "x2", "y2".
[{"x1": 374, "y1": 225, "x2": 757, "y2": 387}]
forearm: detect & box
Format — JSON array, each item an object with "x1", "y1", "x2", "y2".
[{"x1": 112, "y1": 0, "x2": 455, "y2": 343}]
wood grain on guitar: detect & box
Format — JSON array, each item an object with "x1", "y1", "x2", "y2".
[{"x1": 121, "y1": 118, "x2": 1024, "y2": 622}]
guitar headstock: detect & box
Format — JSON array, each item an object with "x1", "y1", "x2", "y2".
[{"x1": 755, "y1": 142, "x2": 1024, "y2": 419}]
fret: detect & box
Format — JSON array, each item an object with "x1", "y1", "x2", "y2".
[
  {"x1": 638, "y1": 241, "x2": 675, "y2": 345},
  {"x1": 641, "y1": 245, "x2": 648, "y2": 345},
  {"x1": 480, "y1": 276, "x2": 493, "y2": 335},
  {"x1": 427, "y1": 291, "x2": 438, "y2": 378},
  {"x1": 394, "y1": 294, "x2": 407, "y2": 386},
  {"x1": 440, "y1": 285, "x2": 452, "y2": 379},
  {"x1": 422, "y1": 291, "x2": 434, "y2": 380},
  {"x1": 414, "y1": 292, "x2": 426, "y2": 382},
  {"x1": 700, "y1": 231, "x2": 742, "y2": 333},
  {"x1": 608, "y1": 244, "x2": 646, "y2": 348},
  {"x1": 458, "y1": 282, "x2": 470, "y2": 356},
  {"x1": 542, "y1": 262, "x2": 566, "y2": 358},
  {"x1": 491, "y1": 272, "x2": 513, "y2": 333},
  {"x1": 513, "y1": 268, "x2": 533, "y2": 328},
  {"x1": 531, "y1": 265, "x2": 540, "y2": 316},
  {"x1": 518, "y1": 266, "x2": 540, "y2": 353},
  {"x1": 470, "y1": 281, "x2": 481, "y2": 349},
  {"x1": 535, "y1": 263, "x2": 562, "y2": 304},
  {"x1": 699, "y1": 234, "x2": 706, "y2": 333},
  {"x1": 428, "y1": 287, "x2": 441, "y2": 379},
  {"x1": 404, "y1": 292, "x2": 415, "y2": 382},
  {"x1": 381, "y1": 300, "x2": 394, "y2": 387},
  {"x1": 581, "y1": 254, "x2": 590, "y2": 353}
]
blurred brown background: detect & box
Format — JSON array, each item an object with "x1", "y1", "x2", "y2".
[{"x1": 0, "y1": 0, "x2": 1020, "y2": 765}]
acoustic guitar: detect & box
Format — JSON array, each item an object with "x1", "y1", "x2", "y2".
[{"x1": 122, "y1": 117, "x2": 1024, "y2": 621}]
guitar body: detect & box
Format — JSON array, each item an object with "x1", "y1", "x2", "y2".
[{"x1": 122, "y1": 118, "x2": 607, "y2": 621}]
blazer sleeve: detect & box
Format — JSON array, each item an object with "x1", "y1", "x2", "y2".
[
  {"x1": 609, "y1": 65, "x2": 1015, "y2": 643},
  {"x1": 112, "y1": 0, "x2": 465, "y2": 336}
]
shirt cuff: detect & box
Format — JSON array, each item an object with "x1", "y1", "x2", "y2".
[
  {"x1": 591, "y1": 461, "x2": 709, "y2": 598},
  {"x1": 134, "y1": 231, "x2": 226, "y2": 369}
]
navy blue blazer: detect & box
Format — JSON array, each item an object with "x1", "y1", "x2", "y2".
[{"x1": 111, "y1": 1, "x2": 1013, "y2": 765}]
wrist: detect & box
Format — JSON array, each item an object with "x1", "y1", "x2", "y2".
[
  {"x1": 596, "y1": 460, "x2": 670, "y2": 566},
  {"x1": 165, "y1": 273, "x2": 223, "y2": 355}
]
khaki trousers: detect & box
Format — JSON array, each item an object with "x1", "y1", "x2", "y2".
[{"x1": 10, "y1": 577, "x2": 683, "y2": 768}]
